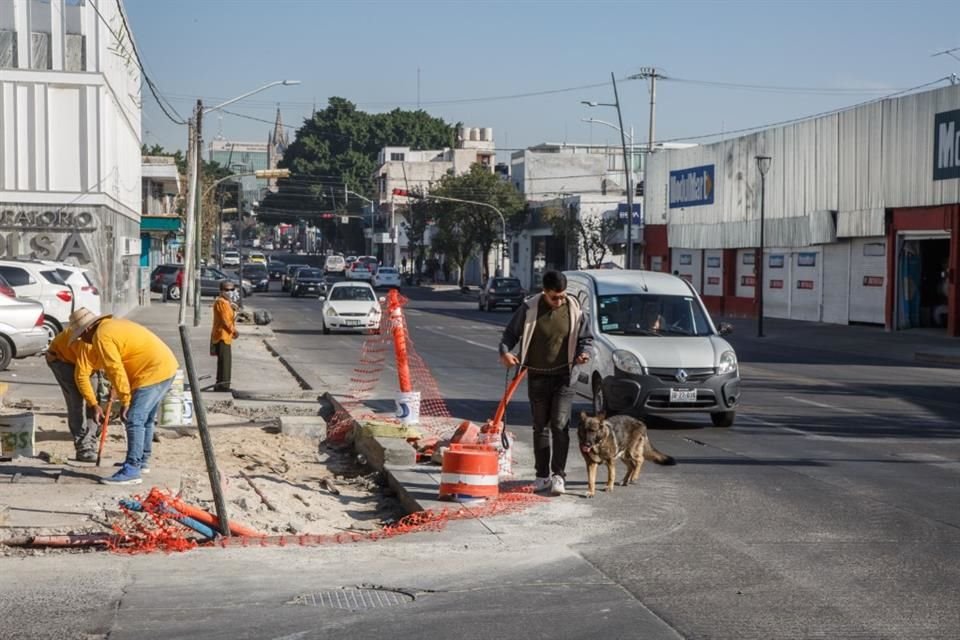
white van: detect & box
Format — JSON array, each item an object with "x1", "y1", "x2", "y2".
[{"x1": 565, "y1": 270, "x2": 741, "y2": 427}]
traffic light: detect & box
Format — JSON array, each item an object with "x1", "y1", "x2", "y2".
[
  {"x1": 255, "y1": 169, "x2": 291, "y2": 179},
  {"x1": 320, "y1": 212, "x2": 334, "y2": 219}
]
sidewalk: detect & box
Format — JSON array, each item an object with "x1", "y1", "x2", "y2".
[{"x1": 0, "y1": 296, "x2": 401, "y2": 546}]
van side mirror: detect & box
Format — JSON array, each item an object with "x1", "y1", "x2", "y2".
[{"x1": 718, "y1": 322, "x2": 734, "y2": 336}]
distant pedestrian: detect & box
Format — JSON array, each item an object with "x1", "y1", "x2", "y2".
[
  {"x1": 211, "y1": 281, "x2": 239, "y2": 392},
  {"x1": 69, "y1": 308, "x2": 179, "y2": 485},
  {"x1": 45, "y1": 329, "x2": 100, "y2": 462},
  {"x1": 498, "y1": 271, "x2": 592, "y2": 496}
]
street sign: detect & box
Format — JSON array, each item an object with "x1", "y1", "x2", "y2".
[{"x1": 617, "y1": 203, "x2": 643, "y2": 225}]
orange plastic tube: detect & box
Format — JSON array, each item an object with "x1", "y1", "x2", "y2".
[
  {"x1": 387, "y1": 289, "x2": 412, "y2": 392},
  {"x1": 167, "y1": 496, "x2": 261, "y2": 538}
]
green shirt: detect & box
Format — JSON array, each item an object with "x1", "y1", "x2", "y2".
[{"x1": 526, "y1": 297, "x2": 570, "y2": 373}]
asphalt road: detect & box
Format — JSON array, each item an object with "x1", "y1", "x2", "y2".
[{"x1": 3, "y1": 281, "x2": 959, "y2": 640}]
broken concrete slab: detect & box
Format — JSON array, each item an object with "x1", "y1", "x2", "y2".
[
  {"x1": 279, "y1": 416, "x2": 326, "y2": 439},
  {"x1": 354, "y1": 429, "x2": 417, "y2": 470}
]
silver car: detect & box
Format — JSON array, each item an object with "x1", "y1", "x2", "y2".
[{"x1": 0, "y1": 289, "x2": 48, "y2": 370}]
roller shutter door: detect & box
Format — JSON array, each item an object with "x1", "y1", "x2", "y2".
[
  {"x1": 764, "y1": 248, "x2": 791, "y2": 319},
  {"x1": 735, "y1": 249, "x2": 756, "y2": 298},
  {"x1": 821, "y1": 243, "x2": 850, "y2": 325},
  {"x1": 849, "y1": 238, "x2": 887, "y2": 324},
  {"x1": 702, "y1": 249, "x2": 723, "y2": 297}
]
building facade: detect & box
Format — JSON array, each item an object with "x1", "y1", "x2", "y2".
[
  {"x1": 0, "y1": 0, "x2": 143, "y2": 316},
  {"x1": 139, "y1": 155, "x2": 181, "y2": 273},
  {"x1": 646, "y1": 83, "x2": 960, "y2": 336}
]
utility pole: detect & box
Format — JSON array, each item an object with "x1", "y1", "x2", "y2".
[
  {"x1": 629, "y1": 67, "x2": 666, "y2": 269},
  {"x1": 193, "y1": 100, "x2": 204, "y2": 328},
  {"x1": 179, "y1": 112, "x2": 198, "y2": 325},
  {"x1": 610, "y1": 72, "x2": 634, "y2": 270}
]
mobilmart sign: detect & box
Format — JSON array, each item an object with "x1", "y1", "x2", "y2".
[
  {"x1": 934, "y1": 109, "x2": 960, "y2": 181},
  {"x1": 669, "y1": 164, "x2": 715, "y2": 208}
]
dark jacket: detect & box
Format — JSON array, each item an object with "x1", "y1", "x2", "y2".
[{"x1": 499, "y1": 293, "x2": 593, "y2": 370}]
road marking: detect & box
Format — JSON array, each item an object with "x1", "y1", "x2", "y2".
[
  {"x1": 738, "y1": 413, "x2": 960, "y2": 444},
  {"x1": 421, "y1": 327, "x2": 498, "y2": 352}
]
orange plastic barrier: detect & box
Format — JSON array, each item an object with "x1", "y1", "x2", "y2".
[
  {"x1": 438, "y1": 444, "x2": 500, "y2": 502},
  {"x1": 387, "y1": 289, "x2": 412, "y2": 393},
  {"x1": 450, "y1": 420, "x2": 480, "y2": 445}
]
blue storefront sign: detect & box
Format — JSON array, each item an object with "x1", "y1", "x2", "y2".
[
  {"x1": 669, "y1": 164, "x2": 715, "y2": 209},
  {"x1": 617, "y1": 203, "x2": 643, "y2": 225}
]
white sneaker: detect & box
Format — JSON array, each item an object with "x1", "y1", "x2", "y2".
[
  {"x1": 533, "y1": 477, "x2": 551, "y2": 492},
  {"x1": 550, "y1": 474, "x2": 565, "y2": 496}
]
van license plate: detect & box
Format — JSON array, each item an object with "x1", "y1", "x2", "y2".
[{"x1": 670, "y1": 389, "x2": 697, "y2": 403}]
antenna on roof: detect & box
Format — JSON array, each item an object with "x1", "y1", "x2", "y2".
[{"x1": 637, "y1": 265, "x2": 649, "y2": 292}]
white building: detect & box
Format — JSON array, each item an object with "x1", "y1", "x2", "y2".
[
  {"x1": 139, "y1": 155, "x2": 181, "y2": 273},
  {"x1": 373, "y1": 126, "x2": 495, "y2": 279},
  {"x1": 0, "y1": 0, "x2": 143, "y2": 316},
  {"x1": 646, "y1": 83, "x2": 960, "y2": 336}
]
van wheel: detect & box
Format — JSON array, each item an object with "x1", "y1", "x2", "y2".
[
  {"x1": 592, "y1": 376, "x2": 608, "y2": 415},
  {"x1": 0, "y1": 336, "x2": 13, "y2": 371},
  {"x1": 711, "y1": 411, "x2": 735, "y2": 428},
  {"x1": 41, "y1": 317, "x2": 60, "y2": 345}
]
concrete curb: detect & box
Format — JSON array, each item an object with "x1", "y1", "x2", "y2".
[
  {"x1": 263, "y1": 340, "x2": 313, "y2": 390},
  {"x1": 914, "y1": 351, "x2": 960, "y2": 367}
]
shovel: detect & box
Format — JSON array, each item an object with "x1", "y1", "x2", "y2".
[{"x1": 96, "y1": 394, "x2": 115, "y2": 467}]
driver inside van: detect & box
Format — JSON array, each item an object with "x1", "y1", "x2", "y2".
[{"x1": 643, "y1": 306, "x2": 664, "y2": 332}]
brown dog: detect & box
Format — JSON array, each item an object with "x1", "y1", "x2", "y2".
[{"x1": 577, "y1": 412, "x2": 676, "y2": 497}]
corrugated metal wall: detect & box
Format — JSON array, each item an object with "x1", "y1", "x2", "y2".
[{"x1": 649, "y1": 84, "x2": 960, "y2": 249}]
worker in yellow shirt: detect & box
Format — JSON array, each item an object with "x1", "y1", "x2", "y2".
[
  {"x1": 210, "y1": 281, "x2": 239, "y2": 391},
  {"x1": 45, "y1": 329, "x2": 100, "y2": 462},
  {"x1": 68, "y1": 307, "x2": 179, "y2": 485}
]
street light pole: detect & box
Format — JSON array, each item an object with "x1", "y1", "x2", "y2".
[{"x1": 755, "y1": 155, "x2": 772, "y2": 338}]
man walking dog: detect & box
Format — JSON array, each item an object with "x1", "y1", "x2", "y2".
[
  {"x1": 69, "y1": 308, "x2": 179, "y2": 485},
  {"x1": 499, "y1": 271, "x2": 592, "y2": 496}
]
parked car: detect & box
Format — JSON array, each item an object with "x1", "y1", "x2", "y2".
[
  {"x1": 282, "y1": 264, "x2": 310, "y2": 292},
  {"x1": 150, "y1": 264, "x2": 181, "y2": 293},
  {"x1": 372, "y1": 266, "x2": 401, "y2": 289},
  {"x1": 241, "y1": 264, "x2": 270, "y2": 292},
  {"x1": 478, "y1": 277, "x2": 525, "y2": 312},
  {"x1": 319, "y1": 281, "x2": 382, "y2": 334},
  {"x1": 324, "y1": 255, "x2": 346, "y2": 275},
  {"x1": 222, "y1": 250, "x2": 240, "y2": 267},
  {"x1": 0, "y1": 260, "x2": 74, "y2": 344},
  {"x1": 267, "y1": 260, "x2": 286, "y2": 280},
  {"x1": 564, "y1": 270, "x2": 740, "y2": 428},
  {"x1": 163, "y1": 266, "x2": 253, "y2": 301},
  {"x1": 0, "y1": 291, "x2": 48, "y2": 370},
  {"x1": 290, "y1": 268, "x2": 328, "y2": 297},
  {"x1": 33, "y1": 261, "x2": 102, "y2": 316}
]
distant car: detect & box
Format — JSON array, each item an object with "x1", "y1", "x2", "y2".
[
  {"x1": 320, "y1": 281, "x2": 382, "y2": 334},
  {"x1": 345, "y1": 255, "x2": 358, "y2": 266},
  {"x1": 241, "y1": 264, "x2": 270, "y2": 292},
  {"x1": 222, "y1": 250, "x2": 240, "y2": 267},
  {"x1": 290, "y1": 268, "x2": 328, "y2": 297},
  {"x1": 345, "y1": 260, "x2": 375, "y2": 281},
  {"x1": 0, "y1": 260, "x2": 74, "y2": 345},
  {"x1": 0, "y1": 291, "x2": 48, "y2": 370},
  {"x1": 478, "y1": 277, "x2": 526, "y2": 312},
  {"x1": 247, "y1": 251, "x2": 267, "y2": 265},
  {"x1": 372, "y1": 266, "x2": 401, "y2": 289},
  {"x1": 324, "y1": 255, "x2": 346, "y2": 275},
  {"x1": 163, "y1": 266, "x2": 253, "y2": 301},
  {"x1": 267, "y1": 260, "x2": 286, "y2": 280},
  {"x1": 262, "y1": 241, "x2": 274, "y2": 251},
  {"x1": 282, "y1": 264, "x2": 310, "y2": 292}
]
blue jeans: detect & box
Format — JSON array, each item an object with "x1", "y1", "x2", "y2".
[{"x1": 124, "y1": 377, "x2": 175, "y2": 469}]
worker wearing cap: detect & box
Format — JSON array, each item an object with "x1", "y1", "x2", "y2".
[
  {"x1": 210, "y1": 280, "x2": 239, "y2": 391},
  {"x1": 45, "y1": 329, "x2": 100, "y2": 462},
  {"x1": 68, "y1": 307, "x2": 179, "y2": 485}
]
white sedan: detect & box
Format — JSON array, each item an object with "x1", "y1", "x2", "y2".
[
  {"x1": 372, "y1": 266, "x2": 401, "y2": 289},
  {"x1": 320, "y1": 281, "x2": 383, "y2": 335}
]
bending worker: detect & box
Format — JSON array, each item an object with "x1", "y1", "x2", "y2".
[
  {"x1": 210, "y1": 280, "x2": 238, "y2": 392},
  {"x1": 45, "y1": 328, "x2": 101, "y2": 463},
  {"x1": 68, "y1": 307, "x2": 179, "y2": 486}
]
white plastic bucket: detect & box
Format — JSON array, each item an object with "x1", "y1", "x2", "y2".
[
  {"x1": 171, "y1": 369, "x2": 185, "y2": 393},
  {"x1": 395, "y1": 391, "x2": 421, "y2": 425},
  {"x1": 181, "y1": 396, "x2": 194, "y2": 426},
  {"x1": 478, "y1": 431, "x2": 514, "y2": 477},
  {"x1": 158, "y1": 396, "x2": 183, "y2": 427}
]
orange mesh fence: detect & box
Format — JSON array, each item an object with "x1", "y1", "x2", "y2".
[{"x1": 105, "y1": 484, "x2": 546, "y2": 554}]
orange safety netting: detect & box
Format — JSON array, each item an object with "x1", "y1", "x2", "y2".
[{"x1": 106, "y1": 485, "x2": 546, "y2": 554}]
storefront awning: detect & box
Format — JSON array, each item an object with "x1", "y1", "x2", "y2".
[{"x1": 140, "y1": 216, "x2": 182, "y2": 233}]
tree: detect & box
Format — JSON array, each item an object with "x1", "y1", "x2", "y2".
[
  {"x1": 402, "y1": 189, "x2": 431, "y2": 276},
  {"x1": 427, "y1": 165, "x2": 524, "y2": 283},
  {"x1": 544, "y1": 203, "x2": 619, "y2": 269},
  {"x1": 259, "y1": 97, "x2": 455, "y2": 230}
]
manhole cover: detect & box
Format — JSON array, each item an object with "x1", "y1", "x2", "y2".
[{"x1": 289, "y1": 588, "x2": 415, "y2": 610}]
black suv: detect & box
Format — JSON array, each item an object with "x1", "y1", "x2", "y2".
[{"x1": 478, "y1": 277, "x2": 526, "y2": 312}]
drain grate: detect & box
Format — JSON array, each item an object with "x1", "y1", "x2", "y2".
[{"x1": 289, "y1": 588, "x2": 415, "y2": 610}]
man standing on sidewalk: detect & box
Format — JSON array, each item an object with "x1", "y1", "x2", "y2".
[
  {"x1": 210, "y1": 281, "x2": 239, "y2": 392},
  {"x1": 45, "y1": 329, "x2": 100, "y2": 462},
  {"x1": 499, "y1": 271, "x2": 592, "y2": 496},
  {"x1": 68, "y1": 308, "x2": 179, "y2": 486}
]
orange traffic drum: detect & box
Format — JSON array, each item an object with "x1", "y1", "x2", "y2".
[{"x1": 438, "y1": 444, "x2": 500, "y2": 502}]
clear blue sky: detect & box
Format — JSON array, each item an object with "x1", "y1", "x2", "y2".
[{"x1": 126, "y1": 0, "x2": 960, "y2": 161}]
